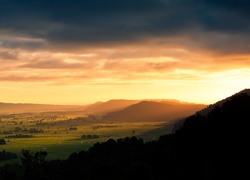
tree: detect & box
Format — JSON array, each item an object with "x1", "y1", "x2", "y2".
[
  {"x1": 0, "y1": 139, "x2": 6, "y2": 145},
  {"x1": 20, "y1": 150, "x2": 48, "y2": 180}
]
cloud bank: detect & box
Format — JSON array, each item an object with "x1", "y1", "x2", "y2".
[
  {"x1": 0, "y1": 0, "x2": 250, "y2": 104},
  {"x1": 0, "y1": 0, "x2": 249, "y2": 52}
]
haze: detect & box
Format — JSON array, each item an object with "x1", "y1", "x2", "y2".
[{"x1": 1, "y1": 0, "x2": 250, "y2": 105}]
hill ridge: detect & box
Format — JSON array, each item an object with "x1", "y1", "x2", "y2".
[{"x1": 198, "y1": 88, "x2": 250, "y2": 116}]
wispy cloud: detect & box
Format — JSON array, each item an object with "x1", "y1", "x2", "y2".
[{"x1": 0, "y1": 0, "x2": 250, "y2": 104}]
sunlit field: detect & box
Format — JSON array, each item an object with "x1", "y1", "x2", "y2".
[{"x1": 0, "y1": 111, "x2": 174, "y2": 165}]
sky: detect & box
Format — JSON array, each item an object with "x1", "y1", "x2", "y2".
[{"x1": 0, "y1": 0, "x2": 250, "y2": 105}]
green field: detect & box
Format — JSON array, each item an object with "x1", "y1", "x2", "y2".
[{"x1": 0, "y1": 114, "x2": 173, "y2": 165}]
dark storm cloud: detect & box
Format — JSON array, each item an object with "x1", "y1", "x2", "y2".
[{"x1": 1, "y1": 0, "x2": 250, "y2": 52}]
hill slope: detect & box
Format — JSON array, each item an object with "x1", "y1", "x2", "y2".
[
  {"x1": 84, "y1": 100, "x2": 142, "y2": 114},
  {"x1": 198, "y1": 88, "x2": 250, "y2": 115},
  {"x1": 173, "y1": 88, "x2": 250, "y2": 132},
  {"x1": 103, "y1": 101, "x2": 206, "y2": 122}
]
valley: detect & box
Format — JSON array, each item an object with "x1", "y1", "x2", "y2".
[
  {"x1": 0, "y1": 99, "x2": 205, "y2": 164},
  {"x1": 0, "y1": 116, "x2": 170, "y2": 162}
]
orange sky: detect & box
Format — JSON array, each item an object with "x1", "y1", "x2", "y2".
[
  {"x1": 1, "y1": 37, "x2": 249, "y2": 105},
  {"x1": 1, "y1": 1, "x2": 250, "y2": 105}
]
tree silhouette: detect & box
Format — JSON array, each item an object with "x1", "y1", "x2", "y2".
[{"x1": 20, "y1": 150, "x2": 48, "y2": 180}]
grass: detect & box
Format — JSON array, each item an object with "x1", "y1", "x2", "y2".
[{"x1": 0, "y1": 122, "x2": 172, "y2": 165}]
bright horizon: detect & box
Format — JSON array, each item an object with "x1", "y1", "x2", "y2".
[{"x1": 1, "y1": 1, "x2": 250, "y2": 105}]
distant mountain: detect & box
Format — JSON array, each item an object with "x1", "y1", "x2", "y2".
[
  {"x1": 0, "y1": 103, "x2": 86, "y2": 114},
  {"x1": 103, "y1": 100, "x2": 206, "y2": 122},
  {"x1": 83, "y1": 101, "x2": 104, "y2": 112},
  {"x1": 84, "y1": 100, "x2": 142, "y2": 114}
]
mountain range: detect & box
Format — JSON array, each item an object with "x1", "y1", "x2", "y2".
[
  {"x1": 0, "y1": 99, "x2": 206, "y2": 124},
  {"x1": 4, "y1": 89, "x2": 250, "y2": 124}
]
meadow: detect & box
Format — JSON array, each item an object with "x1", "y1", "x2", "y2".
[{"x1": 0, "y1": 111, "x2": 173, "y2": 165}]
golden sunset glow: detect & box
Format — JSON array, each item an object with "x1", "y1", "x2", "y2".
[
  {"x1": 1, "y1": 0, "x2": 250, "y2": 105},
  {"x1": 1, "y1": 42, "x2": 249, "y2": 105}
]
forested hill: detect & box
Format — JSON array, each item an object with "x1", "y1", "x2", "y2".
[{"x1": 0, "y1": 91, "x2": 248, "y2": 179}]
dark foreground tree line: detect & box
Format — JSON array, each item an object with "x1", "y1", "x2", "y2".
[
  {"x1": 0, "y1": 150, "x2": 18, "y2": 161},
  {"x1": 0, "y1": 93, "x2": 248, "y2": 179}
]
